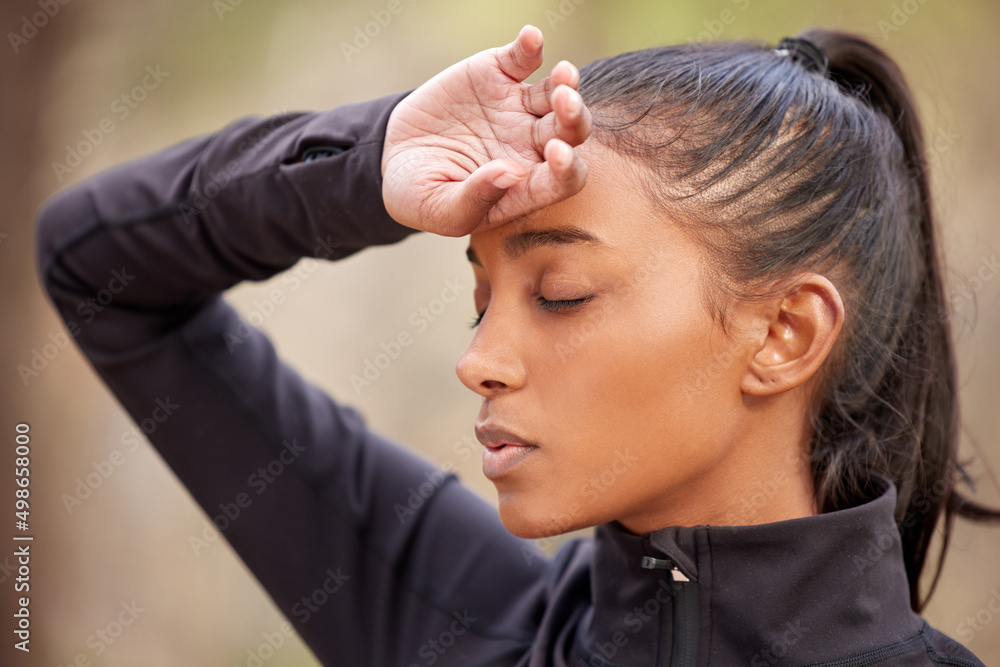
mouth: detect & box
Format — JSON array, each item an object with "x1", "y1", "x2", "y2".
[{"x1": 475, "y1": 423, "x2": 539, "y2": 480}]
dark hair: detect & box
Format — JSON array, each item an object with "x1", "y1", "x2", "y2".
[{"x1": 577, "y1": 29, "x2": 1000, "y2": 611}]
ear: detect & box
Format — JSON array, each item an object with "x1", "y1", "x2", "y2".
[{"x1": 740, "y1": 273, "x2": 844, "y2": 397}]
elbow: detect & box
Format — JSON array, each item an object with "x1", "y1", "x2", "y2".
[
  {"x1": 34, "y1": 183, "x2": 97, "y2": 300},
  {"x1": 33, "y1": 182, "x2": 107, "y2": 335}
]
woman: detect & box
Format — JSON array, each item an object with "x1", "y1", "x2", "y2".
[{"x1": 36, "y1": 24, "x2": 994, "y2": 666}]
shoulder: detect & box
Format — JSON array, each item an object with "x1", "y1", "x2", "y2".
[
  {"x1": 813, "y1": 621, "x2": 985, "y2": 667},
  {"x1": 914, "y1": 621, "x2": 986, "y2": 667}
]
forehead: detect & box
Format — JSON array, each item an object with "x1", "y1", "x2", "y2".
[{"x1": 468, "y1": 142, "x2": 663, "y2": 260}]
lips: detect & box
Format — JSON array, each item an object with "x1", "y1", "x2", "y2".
[{"x1": 475, "y1": 424, "x2": 539, "y2": 479}]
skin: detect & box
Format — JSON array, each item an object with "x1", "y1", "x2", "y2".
[
  {"x1": 379, "y1": 24, "x2": 845, "y2": 537},
  {"x1": 456, "y1": 140, "x2": 845, "y2": 538},
  {"x1": 382, "y1": 25, "x2": 592, "y2": 236}
]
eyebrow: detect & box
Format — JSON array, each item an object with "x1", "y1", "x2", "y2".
[{"x1": 465, "y1": 226, "x2": 609, "y2": 266}]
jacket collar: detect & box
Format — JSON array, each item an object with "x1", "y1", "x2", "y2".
[{"x1": 580, "y1": 477, "x2": 925, "y2": 665}]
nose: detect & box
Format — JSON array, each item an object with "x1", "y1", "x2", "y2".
[{"x1": 455, "y1": 309, "x2": 526, "y2": 397}]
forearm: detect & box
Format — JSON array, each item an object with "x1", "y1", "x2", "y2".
[{"x1": 35, "y1": 90, "x2": 417, "y2": 354}]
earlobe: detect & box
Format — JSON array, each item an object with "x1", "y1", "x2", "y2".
[{"x1": 740, "y1": 274, "x2": 844, "y2": 397}]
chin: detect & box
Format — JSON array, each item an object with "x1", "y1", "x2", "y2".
[{"x1": 496, "y1": 492, "x2": 594, "y2": 539}]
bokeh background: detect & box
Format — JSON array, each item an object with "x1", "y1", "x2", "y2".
[{"x1": 2, "y1": 0, "x2": 998, "y2": 664}]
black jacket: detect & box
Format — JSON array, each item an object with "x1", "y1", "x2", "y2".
[{"x1": 35, "y1": 90, "x2": 985, "y2": 666}]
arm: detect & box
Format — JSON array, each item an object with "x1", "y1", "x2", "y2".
[{"x1": 35, "y1": 92, "x2": 549, "y2": 665}]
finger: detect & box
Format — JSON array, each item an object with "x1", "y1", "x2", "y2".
[
  {"x1": 521, "y1": 60, "x2": 579, "y2": 118},
  {"x1": 530, "y1": 85, "x2": 592, "y2": 150},
  {"x1": 481, "y1": 140, "x2": 587, "y2": 229},
  {"x1": 549, "y1": 60, "x2": 580, "y2": 90},
  {"x1": 541, "y1": 137, "x2": 588, "y2": 199},
  {"x1": 494, "y1": 25, "x2": 544, "y2": 83},
  {"x1": 447, "y1": 159, "x2": 528, "y2": 235},
  {"x1": 552, "y1": 84, "x2": 592, "y2": 146}
]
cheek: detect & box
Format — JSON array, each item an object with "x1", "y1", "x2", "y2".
[
  {"x1": 497, "y1": 270, "x2": 745, "y2": 535},
  {"x1": 526, "y1": 278, "x2": 741, "y2": 491},
  {"x1": 532, "y1": 281, "x2": 718, "y2": 426}
]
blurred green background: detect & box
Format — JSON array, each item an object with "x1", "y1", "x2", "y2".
[{"x1": 2, "y1": 0, "x2": 998, "y2": 664}]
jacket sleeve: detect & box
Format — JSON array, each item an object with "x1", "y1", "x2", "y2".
[{"x1": 35, "y1": 91, "x2": 549, "y2": 666}]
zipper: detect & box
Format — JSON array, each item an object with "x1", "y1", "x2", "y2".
[{"x1": 641, "y1": 556, "x2": 699, "y2": 667}]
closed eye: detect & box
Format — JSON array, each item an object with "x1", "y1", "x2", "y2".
[
  {"x1": 468, "y1": 296, "x2": 594, "y2": 329},
  {"x1": 536, "y1": 296, "x2": 593, "y2": 312}
]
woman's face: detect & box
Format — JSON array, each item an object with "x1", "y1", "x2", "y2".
[{"x1": 457, "y1": 141, "x2": 763, "y2": 538}]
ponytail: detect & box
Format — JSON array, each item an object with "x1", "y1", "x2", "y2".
[{"x1": 803, "y1": 29, "x2": 1000, "y2": 611}]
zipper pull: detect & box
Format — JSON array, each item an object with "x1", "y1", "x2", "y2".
[{"x1": 640, "y1": 556, "x2": 690, "y2": 582}]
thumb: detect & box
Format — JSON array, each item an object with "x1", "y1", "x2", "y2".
[
  {"x1": 493, "y1": 25, "x2": 545, "y2": 83},
  {"x1": 448, "y1": 159, "x2": 527, "y2": 232}
]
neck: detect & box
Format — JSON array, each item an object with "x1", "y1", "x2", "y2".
[{"x1": 620, "y1": 390, "x2": 818, "y2": 531}]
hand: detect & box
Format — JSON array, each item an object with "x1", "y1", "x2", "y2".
[{"x1": 381, "y1": 24, "x2": 592, "y2": 237}]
